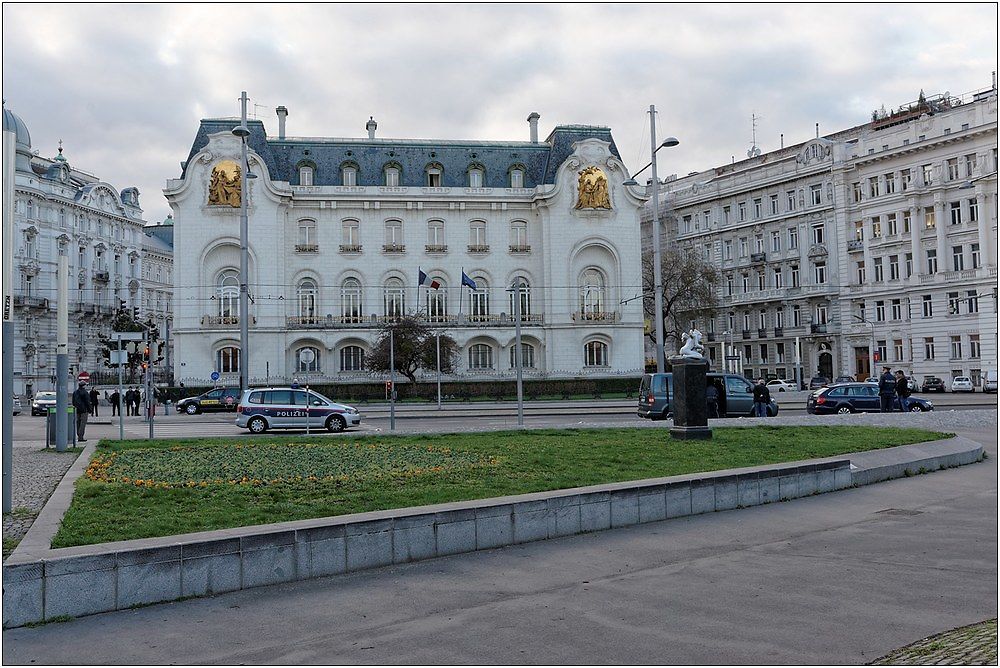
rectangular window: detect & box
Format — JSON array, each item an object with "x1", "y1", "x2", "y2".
[
  {"x1": 924, "y1": 337, "x2": 935, "y2": 360},
  {"x1": 891, "y1": 299, "x2": 902, "y2": 320},
  {"x1": 947, "y1": 157, "x2": 959, "y2": 181},
  {"x1": 905, "y1": 252, "x2": 913, "y2": 278},
  {"x1": 889, "y1": 255, "x2": 899, "y2": 280},
  {"x1": 755, "y1": 235, "x2": 765, "y2": 253},
  {"x1": 877, "y1": 340, "x2": 887, "y2": 362},
  {"x1": 950, "y1": 336, "x2": 962, "y2": 359},
  {"x1": 902, "y1": 210, "x2": 911, "y2": 233},
  {"x1": 852, "y1": 182, "x2": 863, "y2": 202},
  {"x1": 948, "y1": 292, "x2": 961, "y2": 314},
  {"x1": 868, "y1": 176, "x2": 880, "y2": 198},
  {"x1": 769, "y1": 194, "x2": 779, "y2": 215},
  {"x1": 968, "y1": 290, "x2": 979, "y2": 313},
  {"x1": 683, "y1": 215, "x2": 692, "y2": 233},
  {"x1": 510, "y1": 169, "x2": 524, "y2": 188},
  {"x1": 815, "y1": 303, "x2": 828, "y2": 325},
  {"x1": 922, "y1": 164, "x2": 933, "y2": 186},
  {"x1": 738, "y1": 202, "x2": 747, "y2": 222},
  {"x1": 724, "y1": 240, "x2": 733, "y2": 260},
  {"x1": 775, "y1": 309, "x2": 785, "y2": 329},
  {"x1": 773, "y1": 268, "x2": 783, "y2": 289},
  {"x1": 924, "y1": 207, "x2": 936, "y2": 229},
  {"x1": 753, "y1": 198, "x2": 762, "y2": 219},
  {"x1": 887, "y1": 213, "x2": 898, "y2": 236},
  {"x1": 771, "y1": 231, "x2": 780, "y2": 252},
  {"x1": 812, "y1": 224, "x2": 824, "y2": 245},
  {"x1": 723, "y1": 206, "x2": 731, "y2": 224},
  {"x1": 810, "y1": 184, "x2": 822, "y2": 205},
  {"x1": 856, "y1": 261, "x2": 866, "y2": 284},
  {"x1": 814, "y1": 262, "x2": 827, "y2": 284},
  {"x1": 703, "y1": 210, "x2": 712, "y2": 228},
  {"x1": 894, "y1": 339, "x2": 904, "y2": 361},
  {"x1": 739, "y1": 237, "x2": 748, "y2": 257},
  {"x1": 726, "y1": 276, "x2": 734, "y2": 296},
  {"x1": 757, "y1": 271, "x2": 766, "y2": 290},
  {"x1": 342, "y1": 221, "x2": 360, "y2": 246},
  {"x1": 758, "y1": 309, "x2": 767, "y2": 330},
  {"x1": 952, "y1": 245, "x2": 964, "y2": 272},
  {"x1": 901, "y1": 169, "x2": 912, "y2": 191},
  {"x1": 741, "y1": 274, "x2": 750, "y2": 293},
  {"x1": 950, "y1": 202, "x2": 962, "y2": 226},
  {"x1": 884, "y1": 173, "x2": 896, "y2": 194},
  {"x1": 926, "y1": 249, "x2": 938, "y2": 274},
  {"x1": 873, "y1": 257, "x2": 884, "y2": 281},
  {"x1": 788, "y1": 226, "x2": 798, "y2": 249},
  {"x1": 875, "y1": 301, "x2": 886, "y2": 322},
  {"x1": 965, "y1": 153, "x2": 978, "y2": 177},
  {"x1": 759, "y1": 344, "x2": 768, "y2": 363},
  {"x1": 922, "y1": 295, "x2": 933, "y2": 318},
  {"x1": 969, "y1": 198, "x2": 979, "y2": 223},
  {"x1": 970, "y1": 334, "x2": 981, "y2": 358},
  {"x1": 790, "y1": 265, "x2": 800, "y2": 288},
  {"x1": 854, "y1": 221, "x2": 864, "y2": 241},
  {"x1": 786, "y1": 191, "x2": 796, "y2": 211}
]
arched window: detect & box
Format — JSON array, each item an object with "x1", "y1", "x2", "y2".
[
  {"x1": 468, "y1": 166, "x2": 484, "y2": 188},
  {"x1": 509, "y1": 167, "x2": 524, "y2": 189},
  {"x1": 340, "y1": 345, "x2": 365, "y2": 372},
  {"x1": 295, "y1": 346, "x2": 321, "y2": 373},
  {"x1": 385, "y1": 219, "x2": 403, "y2": 246},
  {"x1": 579, "y1": 268, "x2": 606, "y2": 316},
  {"x1": 469, "y1": 343, "x2": 494, "y2": 369},
  {"x1": 470, "y1": 278, "x2": 490, "y2": 321},
  {"x1": 384, "y1": 278, "x2": 405, "y2": 318},
  {"x1": 384, "y1": 164, "x2": 401, "y2": 187},
  {"x1": 216, "y1": 346, "x2": 240, "y2": 373},
  {"x1": 426, "y1": 278, "x2": 448, "y2": 322},
  {"x1": 469, "y1": 220, "x2": 487, "y2": 248},
  {"x1": 584, "y1": 341, "x2": 608, "y2": 367},
  {"x1": 509, "y1": 342, "x2": 535, "y2": 369},
  {"x1": 297, "y1": 219, "x2": 317, "y2": 248},
  {"x1": 341, "y1": 162, "x2": 358, "y2": 187},
  {"x1": 425, "y1": 163, "x2": 443, "y2": 187},
  {"x1": 510, "y1": 220, "x2": 528, "y2": 250},
  {"x1": 297, "y1": 279, "x2": 318, "y2": 322},
  {"x1": 341, "y1": 278, "x2": 363, "y2": 322},
  {"x1": 299, "y1": 165, "x2": 314, "y2": 186},
  {"x1": 218, "y1": 270, "x2": 239, "y2": 318},
  {"x1": 508, "y1": 278, "x2": 531, "y2": 317},
  {"x1": 427, "y1": 219, "x2": 445, "y2": 247}
]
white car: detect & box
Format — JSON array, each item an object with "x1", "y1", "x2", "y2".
[
  {"x1": 13, "y1": 397, "x2": 22, "y2": 416},
  {"x1": 236, "y1": 387, "x2": 362, "y2": 433},
  {"x1": 31, "y1": 391, "x2": 58, "y2": 416},
  {"x1": 765, "y1": 379, "x2": 797, "y2": 392},
  {"x1": 951, "y1": 376, "x2": 974, "y2": 392},
  {"x1": 983, "y1": 371, "x2": 998, "y2": 393}
]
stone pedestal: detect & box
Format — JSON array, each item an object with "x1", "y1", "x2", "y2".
[{"x1": 668, "y1": 356, "x2": 712, "y2": 440}]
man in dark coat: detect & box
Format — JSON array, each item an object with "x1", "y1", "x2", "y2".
[
  {"x1": 706, "y1": 381, "x2": 720, "y2": 419},
  {"x1": 108, "y1": 390, "x2": 121, "y2": 416},
  {"x1": 89, "y1": 387, "x2": 100, "y2": 416},
  {"x1": 894, "y1": 371, "x2": 911, "y2": 412},
  {"x1": 878, "y1": 366, "x2": 897, "y2": 413},
  {"x1": 752, "y1": 379, "x2": 771, "y2": 417},
  {"x1": 72, "y1": 380, "x2": 91, "y2": 442}
]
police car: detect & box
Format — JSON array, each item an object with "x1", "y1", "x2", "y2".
[
  {"x1": 236, "y1": 387, "x2": 362, "y2": 433},
  {"x1": 176, "y1": 387, "x2": 241, "y2": 415}
]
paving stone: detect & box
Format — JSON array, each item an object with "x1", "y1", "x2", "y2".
[{"x1": 870, "y1": 618, "x2": 997, "y2": 665}]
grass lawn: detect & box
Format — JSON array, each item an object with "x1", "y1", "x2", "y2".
[{"x1": 52, "y1": 426, "x2": 948, "y2": 548}]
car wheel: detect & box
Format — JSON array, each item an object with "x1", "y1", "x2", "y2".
[
  {"x1": 326, "y1": 415, "x2": 347, "y2": 433},
  {"x1": 836, "y1": 406, "x2": 853, "y2": 414},
  {"x1": 184, "y1": 403, "x2": 199, "y2": 415},
  {"x1": 909, "y1": 404, "x2": 923, "y2": 413},
  {"x1": 247, "y1": 416, "x2": 267, "y2": 434}
]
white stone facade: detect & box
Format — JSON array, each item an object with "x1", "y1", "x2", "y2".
[
  {"x1": 165, "y1": 115, "x2": 647, "y2": 386},
  {"x1": 649, "y1": 84, "x2": 998, "y2": 387}
]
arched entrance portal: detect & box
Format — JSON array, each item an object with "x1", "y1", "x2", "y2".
[{"x1": 817, "y1": 342, "x2": 834, "y2": 379}]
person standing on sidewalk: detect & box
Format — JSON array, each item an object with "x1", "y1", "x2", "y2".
[
  {"x1": 72, "y1": 379, "x2": 92, "y2": 442},
  {"x1": 752, "y1": 379, "x2": 771, "y2": 417},
  {"x1": 89, "y1": 387, "x2": 100, "y2": 416},
  {"x1": 878, "y1": 366, "x2": 897, "y2": 413},
  {"x1": 894, "y1": 370, "x2": 911, "y2": 412},
  {"x1": 108, "y1": 389, "x2": 120, "y2": 416}
]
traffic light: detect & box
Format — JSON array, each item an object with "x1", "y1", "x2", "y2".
[
  {"x1": 119, "y1": 299, "x2": 127, "y2": 312},
  {"x1": 141, "y1": 344, "x2": 151, "y2": 371},
  {"x1": 132, "y1": 306, "x2": 140, "y2": 320}
]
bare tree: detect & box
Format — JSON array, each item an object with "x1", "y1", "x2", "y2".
[
  {"x1": 642, "y1": 247, "x2": 721, "y2": 355},
  {"x1": 366, "y1": 315, "x2": 459, "y2": 384}
]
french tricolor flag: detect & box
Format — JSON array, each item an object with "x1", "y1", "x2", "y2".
[{"x1": 418, "y1": 268, "x2": 440, "y2": 289}]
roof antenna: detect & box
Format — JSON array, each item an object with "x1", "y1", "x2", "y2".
[{"x1": 747, "y1": 113, "x2": 761, "y2": 158}]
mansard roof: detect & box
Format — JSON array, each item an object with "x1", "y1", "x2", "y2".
[{"x1": 181, "y1": 119, "x2": 622, "y2": 188}]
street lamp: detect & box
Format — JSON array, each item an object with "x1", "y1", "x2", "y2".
[
  {"x1": 231, "y1": 92, "x2": 257, "y2": 393},
  {"x1": 623, "y1": 106, "x2": 679, "y2": 373}
]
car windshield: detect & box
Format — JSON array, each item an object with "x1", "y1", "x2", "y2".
[{"x1": 36, "y1": 392, "x2": 56, "y2": 399}]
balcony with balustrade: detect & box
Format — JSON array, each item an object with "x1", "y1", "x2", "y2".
[
  {"x1": 202, "y1": 315, "x2": 255, "y2": 329},
  {"x1": 571, "y1": 311, "x2": 620, "y2": 323},
  {"x1": 339, "y1": 244, "x2": 362, "y2": 254}
]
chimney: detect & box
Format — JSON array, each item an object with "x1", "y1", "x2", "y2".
[
  {"x1": 527, "y1": 112, "x2": 540, "y2": 143},
  {"x1": 276, "y1": 106, "x2": 288, "y2": 139},
  {"x1": 366, "y1": 116, "x2": 377, "y2": 140}
]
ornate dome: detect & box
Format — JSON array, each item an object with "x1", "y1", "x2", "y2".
[{"x1": 2, "y1": 104, "x2": 32, "y2": 150}]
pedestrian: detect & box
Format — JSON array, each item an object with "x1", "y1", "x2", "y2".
[
  {"x1": 109, "y1": 389, "x2": 121, "y2": 416},
  {"x1": 72, "y1": 379, "x2": 91, "y2": 442},
  {"x1": 89, "y1": 387, "x2": 100, "y2": 416},
  {"x1": 131, "y1": 387, "x2": 141, "y2": 416},
  {"x1": 126, "y1": 387, "x2": 136, "y2": 416},
  {"x1": 752, "y1": 379, "x2": 771, "y2": 417},
  {"x1": 878, "y1": 366, "x2": 896, "y2": 413},
  {"x1": 706, "y1": 381, "x2": 720, "y2": 419},
  {"x1": 895, "y1": 370, "x2": 911, "y2": 412}
]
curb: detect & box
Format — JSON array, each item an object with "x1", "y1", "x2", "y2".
[{"x1": 1, "y1": 435, "x2": 984, "y2": 629}]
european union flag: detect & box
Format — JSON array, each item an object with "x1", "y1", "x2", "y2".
[{"x1": 461, "y1": 271, "x2": 477, "y2": 289}]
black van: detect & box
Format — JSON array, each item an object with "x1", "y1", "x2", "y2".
[{"x1": 637, "y1": 372, "x2": 779, "y2": 420}]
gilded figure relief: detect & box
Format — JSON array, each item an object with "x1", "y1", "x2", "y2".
[
  {"x1": 575, "y1": 165, "x2": 611, "y2": 210},
  {"x1": 208, "y1": 160, "x2": 242, "y2": 207}
]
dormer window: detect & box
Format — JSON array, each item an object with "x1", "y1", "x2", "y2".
[
  {"x1": 468, "y1": 167, "x2": 484, "y2": 188},
  {"x1": 341, "y1": 164, "x2": 357, "y2": 186},
  {"x1": 385, "y1": 165, "x2": 400, "y2": 187},
  {"x1": 510, "y1": 168, "x2": 524, "y2": 188},
  {"x1": 299, "y1": 165, "x2": 314, "y2": 186},
  {"x1": 426, "y1": 164, "x2": 442, "y2": 187}
]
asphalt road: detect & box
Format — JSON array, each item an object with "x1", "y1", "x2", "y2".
[
  {"x1": 10, "y1": 392, "x2": 997, "y2": 441},
  {"x1": 3, "y1": 427, "x2": 995, "y2": 665}
]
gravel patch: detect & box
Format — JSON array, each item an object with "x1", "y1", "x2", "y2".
[
  {"x1": 3, "y1": 441, "x2": 81, "y2": 559},
  {"x1": 870, "y1": 618, "x2": 998, "y2": 665}
]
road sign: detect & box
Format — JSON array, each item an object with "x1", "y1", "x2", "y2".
[
  {"x1": 299, "y1": 348, "x2": 315, "y2": 364},
  {"x1": 110, "y1": 350, "x2": 128, "y2": 366},
  {"x1": 210, "y1": 371, "x2": 221, "y2": 382},
  {"x1": 113, "y1": 331, "x2": 145, "y2": 341},
  {"x1": 77, "y1": 371, "x2": 90, "y2": 383}
]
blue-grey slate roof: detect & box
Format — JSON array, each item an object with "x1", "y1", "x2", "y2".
[{"x1": 181, "y1": 119, "x2": 622, "y2": 188}]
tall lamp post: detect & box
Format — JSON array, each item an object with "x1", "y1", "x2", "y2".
[
  {"x1": 623, "y1": 105, "x2": 679, "y2": 373},
  {"x1": 232, "y1": 92, "x2": 255, "y2": 392}
]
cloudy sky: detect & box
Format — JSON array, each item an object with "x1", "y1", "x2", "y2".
[{"x1": 3, "y1": 3, "x2": 997, "y2": 224}]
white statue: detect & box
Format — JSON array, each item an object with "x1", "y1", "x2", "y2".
[{"x1": 677, "y1": 329, "x2": 706, "y2": 360}]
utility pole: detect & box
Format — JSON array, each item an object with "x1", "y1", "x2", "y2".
[
  {"x1": 55, "y1": 254, "x2": 69, "y2": 452},
  {"x1": 512, "y1": 277, "x2": 524, "y2": 426},
  {"x1": 648, "y1": 104, "x2": 666, "y2": 373},
  {"x1": 3, "y1": 117, "x2": 16, "y2": 511},
  {"x1": 389, "y1": 327, "x2": 396, "y2": 431},
  {"x1": 234, "y1": 91, "x2": 251, "y2": 393},
  {"x1": 436, "y1": 331, "x2": 442, "y2": 410}
]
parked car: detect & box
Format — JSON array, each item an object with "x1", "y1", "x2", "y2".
[
  {"x1": 236, "y1": 387, "x2": 362, "y2": 433},
  {"x1": 808, "y1": 376, "x2": 830, "y2": 391},
  {"x1": 637, "y1": 373, "x2": 779, "y2": 420},
  {"x1": 906, "y1": 376, "x2": 919, "y2": 393},
  {"x1": 31, "y1": 391, "x2": 57, "y2": 416},
  {"x1": 176, "y1": 387, "x2": 242, "y2": 415},
  {"x1": 13, "y1": 397, "x2": 22, "y2": 416},
  {"x1": 983, "y1": 370, "x2": 998, "y2": 393},
  {"x1": 807, "y1": 383, "x2": 934, "y2": 414},
  {"x1": 766, "y1": 379, "x2": 797, "y2": 393},
  {"x1": 950, "y1": 376, "x2": 974, "y2": 393},
  {"x1": 834, "y1": 375, "x2": 856, "y2": 384},
  {"x1": 921, "y1": 376, "x2": 946, "y2": 393}
]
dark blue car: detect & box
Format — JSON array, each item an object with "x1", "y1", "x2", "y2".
[{"x1": 807, "y1": 383, "x2": 934, "y2": 414}]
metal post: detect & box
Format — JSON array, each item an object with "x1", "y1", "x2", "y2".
[
  {"x1": 56, "y1": 255, "x2": 69, "y2": 452},
  {"x1": 164, "y1": 317, "x2": 171, "y2": 385},
  {"x1": 389, "y1": 327, "x2": 396, "y2": 431},
  {"x1": 648, "y1": 104, "x2": 666, "y2": 373},
  {"x1": 869, "y1": 320, "x2": 876, "y2": 381},
  {"x1": 3, "y1": 120, "x2": 16, "y2": 512},
  {"x1": 147, "y1": 327, "x2": 154, "y2": 440},
  {"x1": 436, "y1": 332, "x2": 442, "y2": 410},
  {"x1": 238, "y1": 91, "x2": 250, "y2": 394},
  {"x1": 513, "y1": 278, "x2": 524, "y2": 426},
  {"x1": 794, "y1": 336, "x2": 802, "y2": 389},
  {"x1": 305, "y1": 382, "x2": 310, "y2": 437},
  {"x1": 117, "y1": 334, "x2": 124, "y2": 440}
]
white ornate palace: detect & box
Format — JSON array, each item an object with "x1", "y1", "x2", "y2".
[{"x1": 165, "y1": 110, "x2": 647, "y2": 385}]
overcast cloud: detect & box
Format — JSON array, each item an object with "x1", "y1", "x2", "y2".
[{"x1": 3, "y1": 3, "x2": 997, "y2": 223}]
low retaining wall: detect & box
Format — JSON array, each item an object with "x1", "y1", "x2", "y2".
[{"x1": 2, "y1": 436, "x2": 984, "y2": 629}]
